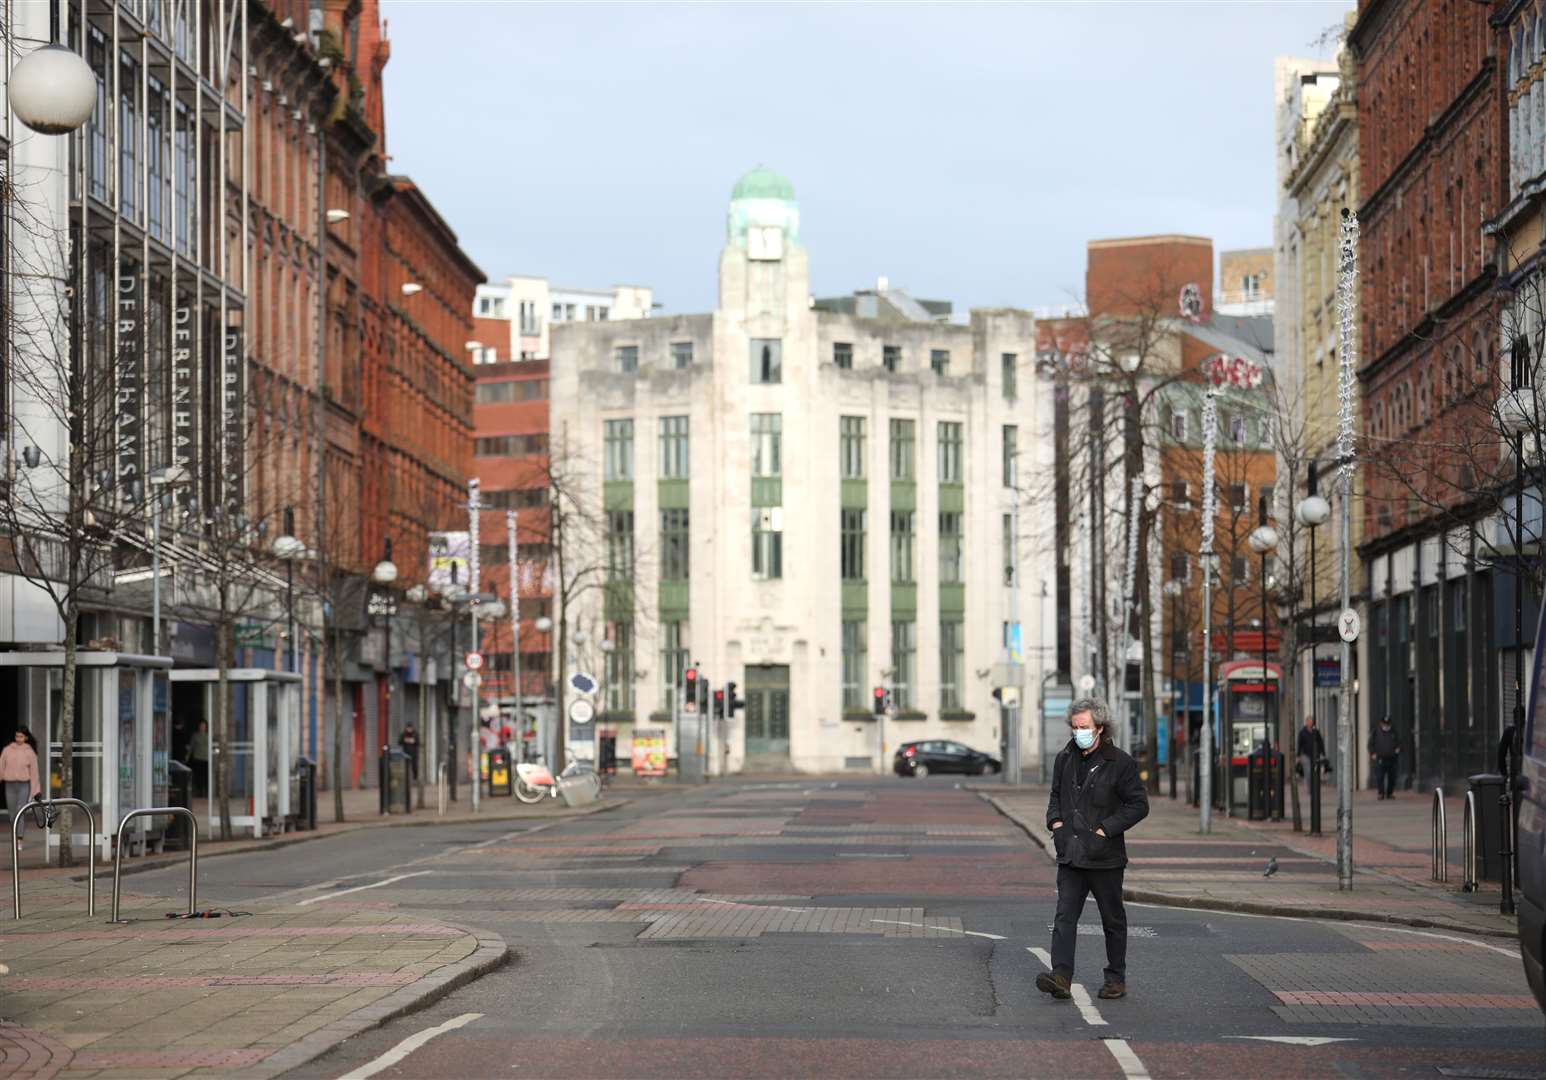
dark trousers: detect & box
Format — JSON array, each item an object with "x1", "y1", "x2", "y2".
[
  {"x1": 1374, "y1": 755, "x2": 1398, "y2": 797},
  {"x1": 1051, "y1": 863, "x2": 1127, "y2": 981}
]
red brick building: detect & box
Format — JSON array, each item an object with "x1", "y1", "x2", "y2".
[{"x1": 1350, "y1": 0, "x2": 1508, "y2": 786}]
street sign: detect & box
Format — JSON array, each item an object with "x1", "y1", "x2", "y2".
[
  {"x1": 568, "y1": 698, "x2": 595, "y2": 725},
  {"x1": 462, "y1": 671, "x2": 483, "y2": 690},
  {"x1": 465, "y1": 652, "x2": 484, "y2": 671},
  {"x1": 998, "y1": 687, "x2": 1022, "y2": 708},
  {"x1": 569, "y1": 672, "x2": 597, "y2": 695},
  {"x1": 1337, "y1": 608, "x2": 1361, "y2": 643}
]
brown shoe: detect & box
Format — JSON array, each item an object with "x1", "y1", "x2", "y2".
[
  {"x1": 1097, "y1": 979, "x2": 1126, "y2": 999},
  {"x1": 1035, "y1": 971, "x2": 1072, "y2": 1000}
]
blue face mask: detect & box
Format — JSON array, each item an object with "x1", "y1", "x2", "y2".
[{"x1": 1073, "y1": 728, "x2": 1097, "y2": 751}]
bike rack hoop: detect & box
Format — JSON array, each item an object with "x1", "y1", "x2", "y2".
[
  {"x1": 1461, "y1": 790, "x2": 1479, "y2": 892},
  {"x1": 111, "y1": 807, "x2": 198, "y2": 923},
  {"x1": 11, "y1": 798, "x2": 97, "y2": 920},
  {"x1": 1431, "y1": 787, "x2": 1447, "y2": 883}
]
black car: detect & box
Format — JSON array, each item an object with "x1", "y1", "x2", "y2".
[{"x1": 893, "y1": 739, "x2": 1000, "y2": 778}]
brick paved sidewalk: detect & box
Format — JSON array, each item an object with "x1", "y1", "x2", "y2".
[
  {"x1": 0, "y1": 875, "x2": 505, "y2": 1079},
  {"x1": 983, "y1": 783, "x2": 1521, "y2": 941}
]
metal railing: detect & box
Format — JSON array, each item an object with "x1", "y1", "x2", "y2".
[
  {"x1": 1430, "y1": 787, "x2": 1447, "y2": 883},
  {"x1": 437, "y1": 762, "x2": 448, "y2": 816},
  {"x1": 111, "y1": 807, "x2": 197, "y2": 923},
  {"x1": 11, "y1": 798, "x2": 96, "y2": 920},
  {"x1": 1461, "y1": 789, "x2": 1480, "y2": 892}
]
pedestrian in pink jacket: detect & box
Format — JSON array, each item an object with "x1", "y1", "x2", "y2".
[{"x1": 2, "y1": 728, "x2": 42, "y2": 851}]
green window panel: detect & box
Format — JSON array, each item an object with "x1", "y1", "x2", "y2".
[
  {"x1": 842, "y1": 581, "x2": 869, "y2": 616},
  {"x1": 890, "y1": 481, "x2": 916, "y2": 512},
  {"x1": 890, "y1": 582, "x2": 917, "y2": 614},
  {"x1": 658, "y1": 580, "x2": 690, "y2": 618},
  {"x1": 938, "y1": 484, "x2": 964, "y2": 513},
  {"x1": 841, "y1": 478, "x2": 868, "y2": 508},
  {"x1": 604, "y1": 581, "x2": 634, "y2": 619},
  {"x1": 603, "y1": 481, "x2": 634, "y2": 511},
  {"x1": 939, "y1": 583, "x2": 966, "y2": 614},
  {"x1": 658, "y1": 478, "x2": 689, "y2": 510},
  {"x1": 751, "y1": 476, "x2": 783, "y2": 507}
]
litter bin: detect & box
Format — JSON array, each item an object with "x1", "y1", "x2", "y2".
[
  {"x1": 380, "y1": 747, "x2": 413, "y2": 816},
  {"x1": 487, "y1": 747, "x2": 512, "y2": 797},
  {"x1": 166, "y1": 759, "x2": 193, "y2": 851},
  {"x1": 293, "y1": 757, "x2": 317, "y2": 831},
  {"x1": 1467, "y1": 772, "x2": 1506, "y2": 882}
]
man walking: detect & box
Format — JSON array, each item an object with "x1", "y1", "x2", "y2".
[
  {"x1": 1368, "y1": 715, "x2": 1400, "y2": 799},
  {"x1": 1296, "y1": 714, "x2": 1327, "y2": 783},
  {"x1": 1040, "y1": 698, "x2": 1149, "y2": 1002}
]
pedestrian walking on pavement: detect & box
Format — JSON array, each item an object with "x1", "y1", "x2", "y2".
[
  {"x1": 2, "y1": 727, "x2": 42, "y2": 852},
  {"x1": 1368, "y1": 715, "x2": 1400, "y2": 799},
  {"x1": 189, "y1": 720, "x2": 210, "y2": 797},
  {"x1": 1040, "y1": 697, "x2": 1150, "y2": 1002},
  {"x1": 1296, "y1": 715, "x2": 1328, "y2": 781},
  {"x1": 400, "y1": 721, "x2": 421, "y2": 782}
]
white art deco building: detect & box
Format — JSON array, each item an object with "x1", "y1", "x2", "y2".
[{"x1": 548, "y1": 170, "x2": 1055, "y2": 775}]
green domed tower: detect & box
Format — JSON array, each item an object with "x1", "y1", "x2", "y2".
[{"x1": 727, "y1": 166, "x2": 801, "y2": 253}]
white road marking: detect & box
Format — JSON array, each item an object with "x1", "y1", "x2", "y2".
[
  {"x1": 1102, "y1": 1037, "x2": 1150, "y2": 1079},
  {"x1": 869, "y1": 918, "x2": 1006, "y2": 940},
  {"x1": 296, "y1": 870, "x2": 432, "y2": 906},
  {"x1": 1070, "y1": 983, "x2": 1108, "y2": 1026},
  {"x1": 838, "y1": 853, "x2": 906, "y2": 858},
  {"x1": 1125, "y1": 900, "x2": 1520, "y2": 958},
  {"x1": 698, "y1": 897, "x2": 811, "y2": 914},
  {"x1": 1225, "y1": 1036, "x2": 1356, "y2": 1046},
  {"x1": 336, "y1": 1011, "x2": 482, "y2": 1079}
]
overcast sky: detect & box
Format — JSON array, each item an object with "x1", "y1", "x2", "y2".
[{"x1": 378, "y1": 2, "x2": 1352, "y2": 315}]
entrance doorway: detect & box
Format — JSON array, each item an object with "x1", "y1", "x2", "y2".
[{"x1": 743, "y1": 664, "x2": 790, "y2": 767}]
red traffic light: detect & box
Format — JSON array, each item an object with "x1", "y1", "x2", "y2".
[
  {"x1": 873, "y1": 687, "x2": 885, "y2": 702},
  {"x1": 713, "y1": 689, "x2": 725, "y2": 703},
  {"x1": 685, "y1": 667, "x2": 697, "y2": 683}
]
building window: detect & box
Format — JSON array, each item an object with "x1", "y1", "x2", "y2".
[
  {"x1": 1259, "y1": 486, "x2": 1275, "y2": 515},
  {"x1": 751, "y1": 413, "x2": 782, "y2": 478},
  {"x1": 1171, "y1": 408, "x2": 1188, "y2": 440},
  {"x1": 1003, "y1": 513, "x2": 1016, "y2": 586},
  {"x1": 890, "y1": 419, "x2": 915, "y2": 481},
  {"x1": 891, "y1": 621, "x2": 916, "y2": 709},
  {"x1": 940, "y1": 619, "x2": 963, "y2": 710},
  {"x1": 937, "y1": 421, "x2": 963, "y2": 483},
  {"x1": 883, "y1": 345, "x2": 901, "y2": 372},
  {"x1": 834, "y1": 342, "x2": 853, "y2": 369},
  {"x1": 519, "y1": 301, "x2": 540, "y2": 335},
  {"x1": 1228, "y1": 483, "x2": 1246, "y2": 511},
  {"x1": 551, "y1": 302, "x2": 563, "y2": 321},
  {"x1": 603, "y1": 622, "x2": 634, "y2": 711},
  {"x1": 476, "y1": 380, "x2": 549, "y2": 404},
  {"x1": 939, "y1": 512, "x2": 963, "y2": 583},
  {"x1": 658, "y1": 416, "x2": 689, "y2": 479},
  {"x1": 119, "y1": 54, "x2": 140, "y2": 221},
  {"x1": 603, "y1": 420, "x2": 634, "y2": 481},
  {"x1": 842, "y1": 620, "x2": 867, "y2": 710},
  {"x1": 1170, "y1": 552, "x2": 1189, "y2": 582},
  {"x1": 475, "y1": 434, "x2": 550, "y2": 456},
  {"x1": 840, "y1": 416, "x2": 866, "y2": 480},
  {"x1": 1231, "y1": 555, "x2": 1249, "y2": 585},
  {"x1": 671, "y1": 341, "x2": 693, "y2": 369},
  {"x1": 606, "y1": 511, "x2": 635, "y2": 581},
  {"x1": 1002, "y1": 425, "x2": 1018, "y2": 487},
  {"x1": 752, "y1": 509, "x2": 783, "y2": 579},
  {"x1": 890, "y1": 510, "x2": 916, "y2": 584},
  {"x1": 1171, "y1": 480, "x2": 1190, "y2": 508},
  {"x1": 930, "y1": 349, "x2": 950, "y2": 376},
  {"x1": 1002, "y1": 353, "x2": 1017, "y2": 400},
  {"x1": 841, "y1": 509, "x2": 866, "y2": 581},
  {"x1": 751, "y1": 338, "x2": 782, "y2": 384},
  {"x1": 660, "y1": 509, "x2": 690, "y2": 580},
  {"x1": 617, "y1": 345, "x2": 639, "y2": 373},
  {"x1": 146, "y1": 78, "x2": 166, "y2": 241},
  {"x1": 88, "y1": 29, "x2": 107, "y2": 202},
  {"x1": 661, "y1": 620, "x2": 688, "y2": 713},
  {"x1": 1228, "y1": 413, "x2": 1247, "y2": 444}
]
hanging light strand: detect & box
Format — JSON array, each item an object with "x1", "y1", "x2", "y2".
[
  {"x1": 1200, "y1": 389, "x2": 1219, "y2": 556},
  {"x1": 1336, "y1": 208, "x2": 1360, "y2": 487}
]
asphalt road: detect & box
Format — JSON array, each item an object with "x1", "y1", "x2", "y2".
[{"x1": 130, "y1": 778, "x2": 1545, "y2": 1079}]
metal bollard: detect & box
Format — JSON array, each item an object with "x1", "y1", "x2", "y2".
[
  {"x1": 12, "y1": 798, "x2": 96, "y2": 919},
  {"x1": 1431, "y1": 787, "x2": 1447, "y2": 883},
  {"x1": 1461, "y1": 790, "x2": 1479, "y2": 892},
  {"x1": 437, "y1": 762, "x2": 448, "y2": 816},
  {"x1": 111, "y1": 807, "x2": 197, "y2": 923}
]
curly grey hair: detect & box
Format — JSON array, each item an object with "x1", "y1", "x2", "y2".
[{"x1": 1066, "y1": 697, "x2": 1112, "y2": 735}]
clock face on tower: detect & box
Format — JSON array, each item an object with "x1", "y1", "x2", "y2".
[{"x1": 748, "y1": 225, "x2": 784, "y2": 261}]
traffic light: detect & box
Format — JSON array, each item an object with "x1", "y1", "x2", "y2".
[
  {"x1": 873, "y1": 686, "x2": 890, "y2": 718},
  {"x1": 712, "y1": 688, "x2": 726, "y2": 718},
  {"x1": 698, "y1": 671, "x2": 712, "y2": 712},
  {"x1": 726, "y1": 681, "x2": 744, "y2": 718},
  {"x1": 683, "y1": 665, "x2": 699, "y2": 714}
]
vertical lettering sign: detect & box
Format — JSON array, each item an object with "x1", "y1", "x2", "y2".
[
  {"x1": 116, "y1": 272, "x2": 142, "y2": 499},
  {"x1": 221, "y1": 315, "x2": 243, "y2": 512},
  {"x1": 171, "y1": 300, "x2": 196, "y2": 503}
]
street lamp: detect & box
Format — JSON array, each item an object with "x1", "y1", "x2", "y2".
[
  {"x1": 9, "y1": 7, "x2": 96, "y2": 136},
  {"x1": 1249, "y1": 496, "x2": 1280, "y2": 820},
  {"x1": 1296, "y1": 466, "x2": 1331, "y2": 836},
  {"x1": 372, "y1": 539, "x2": 398, "y2": 756},
  {"x1": 1163, "y1": 578, "x2": 1184, "y2": 799}
]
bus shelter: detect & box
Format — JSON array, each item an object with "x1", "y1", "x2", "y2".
[
  {"x1": 170, "y1": 669, "x2": 302, "y2": 838},
  {"x1": 0, "y1": 650, "x2": 173, "y2": 860}
]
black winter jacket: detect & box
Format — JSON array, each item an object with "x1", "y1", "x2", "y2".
[{"x1": 1045, "y1": 739, "x2": 1150, "y2": 870}]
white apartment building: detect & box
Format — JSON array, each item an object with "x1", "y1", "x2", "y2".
[
  {"x1": 548, "y1": 168, "x2": 1054, "y2": 775},
  {"x1": 474, "y1": 278, "x2": 655, "y2": 363}
]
